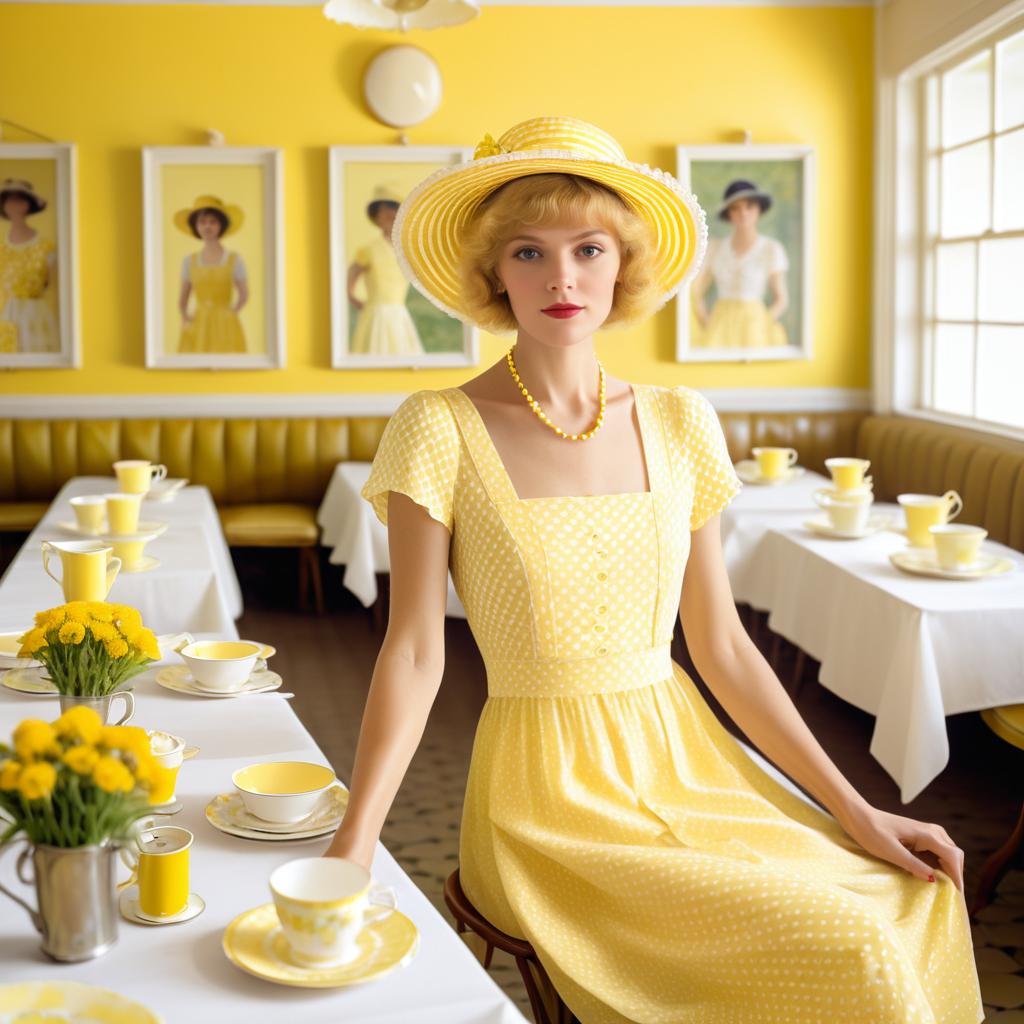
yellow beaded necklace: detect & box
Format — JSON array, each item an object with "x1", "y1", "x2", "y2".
[{"x1": 505, "y1": 345, "x2": 606, "y2": 441}]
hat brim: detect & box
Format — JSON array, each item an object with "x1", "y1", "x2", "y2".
[
  {"x1": 716, "y1": 191, "x2": 771, "y2": 221},
  {"x1": 173, "y1": 206, "x2": 244, "y2": 238},
  {"x1": 392, "y1": 149, "x2": 708, "y2": 328}
]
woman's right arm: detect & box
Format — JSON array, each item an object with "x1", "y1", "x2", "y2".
[{"x1": 323, "y1": 487, "x2": 452, "y2": 869}]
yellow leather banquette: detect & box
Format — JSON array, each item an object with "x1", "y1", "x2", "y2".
[{"x1": 1, "y1": 407, "x2": 1021, "y2": 553}]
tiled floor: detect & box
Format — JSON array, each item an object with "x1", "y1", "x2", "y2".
[{"x1": 240, "y1": 551, "x2": 1024, "y2": 1021}]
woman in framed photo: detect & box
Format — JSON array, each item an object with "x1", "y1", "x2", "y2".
[
  {"x1": 0, "y1": 177, "x2": 59, "y2": 353},
  {"x1": 347, "y1": 183, "x2": 424, "y2": 356},
  {"x1": 324, "y1": 116, "x2": 982, "y2": 1024},
  {"x1": 175, "y1": 194, "x2": 249, "y2": 354},
  {"x1": 691, "y1": 179, "x2": 790, "y2": 349}
]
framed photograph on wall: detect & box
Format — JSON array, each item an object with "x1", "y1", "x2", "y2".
[
  {"x1": 142, "y1": 146, "x2": 284, "y2": 369},
  {"x1": 675, "y1": 144, "x2": 815, "y2": 363},
  {"x1": 0, "y1": 143, "x2": 79, "y2": 369},
  {"x1": 329, "y1": 145, "x2": 477, "y2": 369}
]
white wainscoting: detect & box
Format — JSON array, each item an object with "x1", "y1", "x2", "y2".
[{"x1": 0, "y1": 389, "x2": 873, "y2": 419}]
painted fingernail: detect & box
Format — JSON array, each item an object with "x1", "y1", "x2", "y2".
[{"x1": 928, "y1": 874, "x2": 935, "y2": 882}]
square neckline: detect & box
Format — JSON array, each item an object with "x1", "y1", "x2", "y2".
[{"x1": 450, "y1": 382, "x2": 654, "y2": 504}]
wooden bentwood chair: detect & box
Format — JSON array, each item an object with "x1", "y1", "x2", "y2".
[{"x1": 443, "y1": 868, "x2": 579, "y2": 1024}]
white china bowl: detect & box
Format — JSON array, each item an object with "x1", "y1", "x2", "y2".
[
  {"x1": 178, "y1": 640, "x2": 263, "y2": 693},
  {"x1": 232, "y1": 761, "x2": 338, "y2": 824}
]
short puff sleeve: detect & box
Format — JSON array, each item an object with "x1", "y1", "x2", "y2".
[
  {"x1": 669, "y1": 385, "x2": 743, "y2": 531},
  {"x1": 360, "y1": 389, "x2": 460, "y2": 533}
]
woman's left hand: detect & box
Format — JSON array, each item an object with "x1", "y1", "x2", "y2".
[{"x1": 837, "y1": 803, "x2": 965, "y2": 894}]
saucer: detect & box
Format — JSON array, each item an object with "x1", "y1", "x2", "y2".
[
  {"x1": 54, "y1": 519, "x2": 105, "y2": 537},
  {"x1": 1, "y1": 666, "x2": 57, "y2": 695},
  {"x1": 734, "y1": 460, "x2": 806, "y2": 485},
  {"x1": 206, "y1": 786, "x2": 348, "y2": 841},
  {"x1": 803, "y1": 513, "x2": 895, "y2": 540},
  {"x1": 144, "y1": 478, "x2": 188, "y2": 503},
  {"x1": 120, "y1": 555, "x2": 160, "y2": 573},
  {"x1": 0, "y1": 630, "x2": 40, "y2": 672},
  {"x1": 119, "y1": 886, "x2": 205, "y2": 926},
  {"x1": 889, "y1": 549, "x2": 1015, "y2": 580},
  {"x1": 101, "y1": 521, "x2": 169, "y2": 542},
  {"x1": 155, "y1": 664, "x2": 282, "y2": 698},
  {"x1": 222, "y1": 902, "x2": 419, "y2": 989},
  {"x1": 147, "y1": 795, "x2": 183, "y2": 816},
  {"x1": 0, "y1": 982, "x2": 161, "y2": 1023}
]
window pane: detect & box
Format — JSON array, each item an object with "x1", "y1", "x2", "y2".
[
  {"x1": 977, "y1": 325, "x2": 1024, "y2": 427},
  {"x1": 994, "y1": 126, "x2": 1024, "y2": 229},
  {"x1": 996, "y1": 26, "x2": 1024, "y2": 130},
  {"x1": 979, "y1": 237, "x2": 1024, "y2": 322},
  {"x1": 943, "y1": 50, "x2": 991, "y2": 147},
  {"x1": 933, "y1": 324, "x2": 975, "y2": 417},
  {"x1": 941, "y1": 141, "x2": 990, "y2": 237},
  {"x1": 935, "y1": 242, "x2": 976, "y2": 320}
]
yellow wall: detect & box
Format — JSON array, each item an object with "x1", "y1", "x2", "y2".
[{"x1": 0, "y1": 3, "x2": 873, "y2": 396}]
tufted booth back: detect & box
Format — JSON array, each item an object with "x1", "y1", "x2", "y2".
[
  {"x1": 1, "y1": 410, "x2": 1022, "y2": 550},
  {"x1": 0, "y1": 418, "x2": 384, "y2": 506}
]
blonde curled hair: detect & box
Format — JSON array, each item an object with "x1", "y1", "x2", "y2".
[{"x1": 457, "y1": 173, "x2": 661, "y2": 335}]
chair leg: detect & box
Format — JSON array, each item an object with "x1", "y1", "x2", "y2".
[
  {"x1": 971, "y1": 799, "x2": 1024, "y2": 919},
  {"x1": 790, "y1": 649, "x2": 806, "y2": 697},
  {"x1": 515, "y1": 955, "x2": 555, "y2": 1024},
  {"x1": 297, "y1": 547, "x2": 325, "y2": 615}
]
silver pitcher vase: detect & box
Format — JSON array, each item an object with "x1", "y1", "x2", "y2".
[{"x1": 0, "y1": 840, "x2": 120, "y2": 961}]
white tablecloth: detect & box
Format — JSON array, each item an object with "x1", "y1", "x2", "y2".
[
  {"x1": 723, "y1": 484, "x2": 1024, "y2": 803},
  {"x1": 0, "y1": 477, "x2": 243, "y2": 636},
  {"x1": 0, "y1": 659, "x2": 528, "y2": 1023},
  {"x1": 317, "y1": 463, "x2": 466, "y2": 618}
]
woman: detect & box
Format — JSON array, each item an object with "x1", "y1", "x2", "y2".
[
  {"x1": 0, "y1": 178, "x2": 59, "y2": 353},
  {"x1": 325, "y1": 116, "x2": 983, "y2": 1024},
  {"x1": 691, "y1": 179, "x2": 789, "y2": 349},
  {"x1": 347, "y1": 183, "x2": 424, "y2": 356},
  {"x1": 175, "y1": 194, "x2": 248, "y2": 353}
]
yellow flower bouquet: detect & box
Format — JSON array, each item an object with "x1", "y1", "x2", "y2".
[
  {"x1": 17, "y1": 602, "x2": 161, "y2": 697},
  {"x1": 0, "y1": 706, "x2": 156, "y2": 847}
]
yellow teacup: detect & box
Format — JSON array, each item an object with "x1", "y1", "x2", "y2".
[
  {"x1": 119, "y1": 825, "x2": 192, "y2": 919},
  {"x1": 751, "y1": 447, "x2": 798, "y2": 481},
  {"x1": 105, "y1": 492, "x2": 143, "y2": 535},
  {"x1": 41, "y1": 540, "x2": 121, "y2": 602},
  {"x1": 147, "y1": 730, "x2": 187, "y2": 806},
  {"x1": 898, "y1": 491, "x2": 963, "y2": 547},
  {"x1": 69, "y1": 495, "x2": 106, "y2": 534},
  {"x1": 114, "y1": 460, "x2": 167, "y2": 495},
  {"x1": 825, "y1": 457, "x2": 871, "y2": 492},
  {"x1": 929, "y1": 523, "x2": 987, "y2": 570},
  {"x1": 269, "y1": 857, "x2": 397, "y2": 967},
  {"x1": 109, "y1": 537, "x2": 149, "y2": 571}
]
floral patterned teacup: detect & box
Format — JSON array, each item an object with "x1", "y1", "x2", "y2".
[{"x1": 269, "y1": 857, "x2": 397, "y2": 967}]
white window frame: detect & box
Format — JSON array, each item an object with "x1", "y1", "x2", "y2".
[{"x1": 873, "y1": 1, "x2": 1024, "y2": 442}]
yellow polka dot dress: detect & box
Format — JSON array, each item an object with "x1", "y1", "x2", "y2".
[{"x1": 361, "y1": 383, "x2": 985, "y2": 1024}]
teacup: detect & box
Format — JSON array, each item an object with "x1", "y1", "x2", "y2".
[
  {"x1": 41, "y1": 540, "x2": 121, "y2": 602},
  {"x1": 825, "y1": 457, "x2": 871, "y2": 492},
  {"x1": 146, "y1": 730, "x2": 194, "y2": 806},
  {"x1": 119, "y1": 825, "x2": 193, "y2": 919},
  {"x1": 69, "y1": 495, "x2": 106, "y2": 534},
  {"x1": 105, "y1": 492, "x2": 143, "y2": 535},
  {"x1": 898, "y1": 491, "x2": 963, "y2": 547},
  {"x1": 814, "y1": 489, "x2": 874, "y2": 533},
  {"x1": 114, "y1": 460, "x2": 167, "y2": 495},
  {"x1": 269, "y1": 857, "x2": 397, "y2": 967},
  {"x1": 751, "y1": 446, "x2": 798, "y2": 481},
  {"x1": 929, "y1": 523, "x2": 987, "y2": 570},
  {"x1": 178, "y1": 639, "x2": 263, "y2": 692},
  {"x1": 107, "y1": 533, "x2": 158, "y2": 571},
  {"x1": 232, "y1": 761, "x2": 337, "y2": 824}
]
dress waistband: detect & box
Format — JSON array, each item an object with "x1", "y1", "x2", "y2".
[{"x1": 485, "y1": 643, "x2": 673, "y2": 698}]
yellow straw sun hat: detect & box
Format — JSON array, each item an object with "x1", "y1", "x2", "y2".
[
  {"x1": 173, "y1": 195, "x2": 244, "y2": 238},
  {"x1": 392, "y1": 115, "x2": 708, "y2": 327}
]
